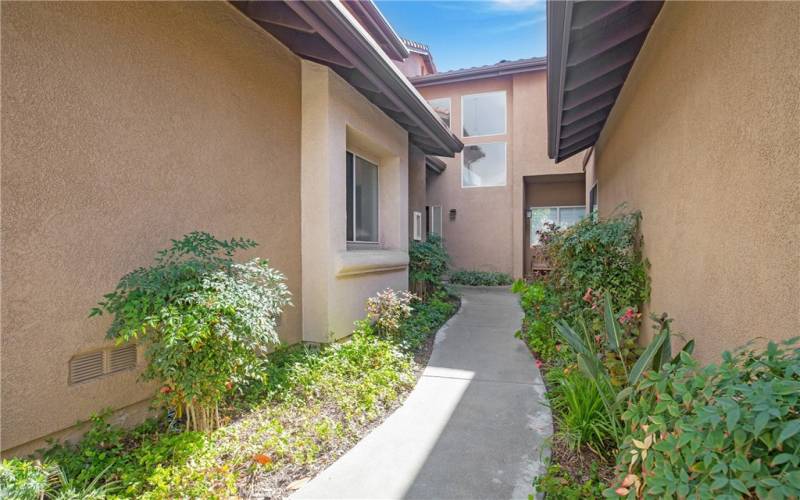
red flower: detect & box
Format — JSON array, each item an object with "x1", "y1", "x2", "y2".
[
  {"x1": 535, "y1": 359, "x2": 543, "y2": 370},
  {"x1": 225, "y1": 381, "x2": 233, "y2": 390},
  {"x1": 159, "y1": 386, "x2": 172, "y2": 394}
]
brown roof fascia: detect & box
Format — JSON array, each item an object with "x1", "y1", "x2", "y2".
[
  {"x1": 341, "y1": 0, "x2": 409, "y2": 62},
  {"x1": 425, "y1": 155, "x2": 447, "y2": 174},
  {"x1": 410, "y1": 57, "x2": 546, "y2": 87}
]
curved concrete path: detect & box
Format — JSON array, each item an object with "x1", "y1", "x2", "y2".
[{"x1": 292, "y1": 286, "x2": 552, "y2": 500}]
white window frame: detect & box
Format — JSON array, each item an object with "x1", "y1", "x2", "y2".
[
  {"x1": 528, "y1": 205, "x2": 586, "y2": 246},
  {"x1": 427, "y1": 97, "x2": 451, "y2": 130},
  {"x1": 346, "y1": 150, "x2": 380, "y2": 245},
  {"x1": 412, "y1": 211, "x2": 423, "y2": 241},
  {"x1": 461, "y1": 90, "x2": 507, "y2": 138},
  {"x1": 428, "y1": 205, "x2": 442, "y2": 236},
  {"x1": 461, "y1": 141, "x2": 507, "y2": 188}
]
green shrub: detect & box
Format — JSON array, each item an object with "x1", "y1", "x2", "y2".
[
  {"x1": 554, "y1": 296, "x2": 693, "y2": 447},
  {"x1": 546, "y1": 209, "x2": 649, "y2": 326},
  {"x1": 366, "y1": 289, "x2": 415, "y2": 337},
  {"x1": 0, "y1": 459, "x2": 54, "y2": 499},
  {"x1": 449, "y1": 270, "x2": 512, "y2": 286},
  {"x1": 409, "y1": 234, "x2": 449, "y2": 299},
  {"x1": 91, "y1": 232, "x2": 292, "y2": 432},
  {"x1": 608, "y1": 337, "x2": 800, "y2": 498},
  {"x1": 512, "y1": 280, "x2": 567, "y2": 363}
]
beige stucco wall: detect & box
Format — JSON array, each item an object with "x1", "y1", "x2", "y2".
[
  {"x1": 2, "y1": 1, "x2": 302, "y2": 454},
  {"x1": 421, "y1": 77, "x2": 515, "y2": 274},
  {"x1": 301, "y1": 61, "x2": 409, "y2": 343},
  {"x1": 593, "y1": 1, "x2": 800, "y2": 363},
  {"x1": 419, "y1": 71, "x2": 584, "y2": 277}
]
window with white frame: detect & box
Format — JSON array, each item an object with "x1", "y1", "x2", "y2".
[
  {"x1": 462, "y1": 91, "x2": 506, "y2": 137},
  {"x1": 529, "y1": 206, "x2": 586, "y2": 245},
  {"x1": 428, "y1": 205, "x2": 442, "y2": 236},
  {"x1": 412, "y1": 211, "x2": 423, "y2": 241},
  {"x1": 346, "y1": 152, "x2": 379, "y2": 243},
  {"x1": 462, "y1": 142, "x2": 507, "y2": 187},
  {"x1": 428, "y1": 98, "x2": 451, "y2": 129}
]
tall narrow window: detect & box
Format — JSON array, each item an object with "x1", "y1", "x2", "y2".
[
  {"x1": 413, "y1": 211, "x2": 423, "y2": 241},
  {"x1": 428, "y1": 205, "x2": 443, "y2": 236},
  {"x1": 462, "y1": 91, "x2": 506, "y2": 137},
  {"x1": 589, "y1": 183, "x2": 598, "y2": 215},
  {"x1": 346, "y1": 152, "x2": 379, "y2": 243}
]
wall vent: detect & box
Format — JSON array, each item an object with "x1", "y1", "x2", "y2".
[
  {"x1": 69, "y1": 344, "x2": 137, "y2": 385},
  {"x1": 69, "y1": 351, "x2": 104, "y2": 384},
  {"x1": 109, "y1": 344, "x2": 137, "y2": 373}
]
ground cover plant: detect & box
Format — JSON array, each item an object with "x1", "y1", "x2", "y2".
[
  {"x1": 1, "y1": 292, "x2": 457, "y2": 499},
  {"x1": 449, "y1": 269, "x2": 513, "y2": 286}
]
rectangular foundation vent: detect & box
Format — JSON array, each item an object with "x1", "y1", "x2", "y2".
[
  {"x1": 69, "y1": 344, "x2": 137, "y2": 385},
  {"x1": 69, "y1": 351, "x2": 104, "y2": 384},
  {"x1": 109, "y1": 344, "x2": 137, "y2": 373}
]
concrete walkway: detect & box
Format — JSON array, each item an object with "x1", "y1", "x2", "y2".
[{"x1": 292, "y1": 286, "x2": 552, "y2": 500}]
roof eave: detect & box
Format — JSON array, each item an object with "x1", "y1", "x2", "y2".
[
  {"x1": 302, "y1": 1, "x2": 462, "y2": 156},
  {"x1": 546, "y1": 0, "x2": 663, "y2": 163},
  {"x1": 410, "y1": 57, "x2": 547, "y2": 87}
]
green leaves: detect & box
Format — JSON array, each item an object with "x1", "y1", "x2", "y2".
[
  {"x1": 627, "y1": 331, "x2": 667, "y2": 387},
  {"x1": 91, "y1": 232, "x2": 291, "y2": 432},
  {"x1": 612, "y1": 337, "x2": 800, "y2": 499}
]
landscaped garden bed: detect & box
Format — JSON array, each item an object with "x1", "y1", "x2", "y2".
[
  {"x1": 514, "y1": 211, "x2": 800, "y2": 498},
  {"x1": 1, "y1": 233, "x2": 458, "y2": 499}
]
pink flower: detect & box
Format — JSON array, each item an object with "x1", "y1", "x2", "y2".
[
  {"x1": 535, "y1": 359, "x2": 543, "y2": 370},
  {"x1": 582, "y1": 288, "x2": 594, "y2": 303}
]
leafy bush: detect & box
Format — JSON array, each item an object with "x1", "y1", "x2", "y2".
[
  {"x1": 0, "y1": 459, "x2": 54, "y2": 499},
  {"x1": 512, "y1": 280, "x2": 566, "y2": 363},
  {"x1": 91, "y1": 232, "x2": 292, "y2": 431},
  {"x1": 409, "y1": 234, "x2": 449, "y2": 299},
  {"x1": 449, "y1": 270, "x2": 513, "y2": 286},
  {"x1": 366, "y1": 289, "x2": 416, "y2": 337},
  {"x1": 609, "y1": 337, "x2": 800, "y2": 498},
  {"x1": 546, "y1": 210, "x2": 649, "y2": 326},
  {"x1": 554, "y1": 296, "x2": 693, "y2": 446}
]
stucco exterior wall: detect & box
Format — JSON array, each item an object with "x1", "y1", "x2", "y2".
[
  {"x1": 511, "y1": 71, "x2": 584, "y2": 278},
  {"x1": 1, "y1": 1, "x2": 302, "y2": 454},
  {"x1": 301, "y1": 61, "x2": 409, "y2": 343},
  {"x1": 593, "y1": 1, "x2": 800, "y2": 363},
  {"x1": 418, "y1": 71, "x2": 584, "y2": 277},
  {"x1": 420, "y1": 77, "x2": 514, "y2": 274}
]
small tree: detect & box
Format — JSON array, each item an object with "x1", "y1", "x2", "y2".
[
  {"x1": 91, "y1": 232, "x2": 291, "y2": 432},
  {"x1": 408, "y1": 234, "x2": 449, "y2": 300}
]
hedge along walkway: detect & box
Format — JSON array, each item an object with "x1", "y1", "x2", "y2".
[{"x1": 292, "y1": 286, "x2": 552, "y2": 499}]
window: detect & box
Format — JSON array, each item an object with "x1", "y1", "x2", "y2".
[
  {"x1": 462, "y1": 91, "x2": 506, "y2": 137},
  {"x1": 529, "y1": 206, "x2": 586, "y2": 245},
  {"x1": 346, "y1": 152, "x2": 379, "y2": 243},
  {"x1": 428, "y1": 98, "x2": 451, "y2": 129},
  {"x1": 412, "y1": 211, "x2": 423, "y2": 241},
  {"x1": 462, "y1": 142, "x2": 507, "y2": 187},
  {"x1": 428, "y1": 205, "x2": 442, "y2": 236}
]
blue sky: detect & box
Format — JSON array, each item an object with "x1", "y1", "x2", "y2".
[{"x1": 375, "y1": 0, "x2": 546, "y2": 72}]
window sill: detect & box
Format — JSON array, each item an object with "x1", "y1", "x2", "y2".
[{"x1": 335, "y1": 249, "x2": 409, "y2": 277}]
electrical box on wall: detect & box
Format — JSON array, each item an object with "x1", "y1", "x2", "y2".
[{"x1": 449, "y1": 208, "x2": 457, "y2": 221}]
